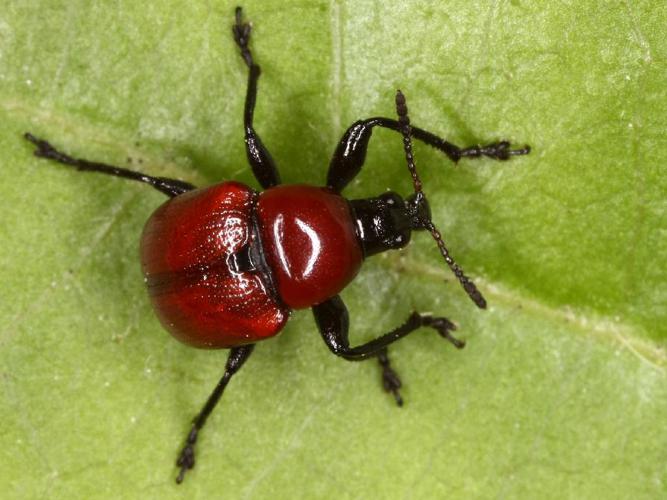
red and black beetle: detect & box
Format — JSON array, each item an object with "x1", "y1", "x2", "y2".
[{"x1": 24, "y1": 7, "x2": 530, "y2": 483}]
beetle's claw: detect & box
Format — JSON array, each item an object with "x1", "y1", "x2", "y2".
[
  {"x1": 24, "y1": 132, "x2": 50, "y2": 156},
  {"x1": 509, "y1": 144, "x2": 531, "y2": 157},
  {"x1": 440, "y1": 330, "x2": 465, "y2": 349},
  {"x1": 175, "y1": 444, "x2": 195, "y2": 483},
  {"x1": 24, "y1": 131, "x2": 39, "y2": 146}
]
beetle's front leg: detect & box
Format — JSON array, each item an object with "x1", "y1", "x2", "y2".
[
  {"x1": 326, "y1": 117, "x2": 530, "y2": 192},
  {"x1": 232, "y1": 7, "x2": 281, "y2": 189},
  {"x1": 175, "y1": 344, "x2": 254, "y2": 483},
  {"x1": 312, "y1": 295, "x2": 463, "y2": 405}
]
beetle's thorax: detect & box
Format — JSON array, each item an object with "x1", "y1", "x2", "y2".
[{"x1": 255, "y1": 184, "x2": 363, "y2": 309}]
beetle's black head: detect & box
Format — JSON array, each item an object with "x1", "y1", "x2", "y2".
[{"x1": 349, "y1": 191, "x2": 431, "y2": 258}]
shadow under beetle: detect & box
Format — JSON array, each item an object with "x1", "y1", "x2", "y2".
[{"x1": 24, "y1": 7, "x2": 530, "y2": 483}]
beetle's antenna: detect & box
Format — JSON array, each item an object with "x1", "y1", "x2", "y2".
[{"x1": 395, "y1": 90, "x2": 487, "y2": 309}]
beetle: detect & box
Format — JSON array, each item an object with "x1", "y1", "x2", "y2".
[{"x1": 24, "y1": 7, "x2": 530, "y2": 483}]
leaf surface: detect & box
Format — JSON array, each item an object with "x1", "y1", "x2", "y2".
[{"x1": 1, "y1": 1, "x2": 665, "y2": 498}]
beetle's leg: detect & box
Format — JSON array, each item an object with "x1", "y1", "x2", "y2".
[
  {"x1": 232, "y1": 7, "x2": 281, "y2": 189},
  {"x1": 327, "y1": 117, "x2": 530, "y2": 192},
  {"x1": 175, "y1": 344, "x2": 254, "y2": 484},
  {"x1": 23, "y1": 133, "x2": 195, "y2": 197},
  {"x1": 312, "y1": 296, "x2": 463, "y2": 405}
]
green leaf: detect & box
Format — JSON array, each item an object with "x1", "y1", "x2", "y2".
[{"x1": 1, "y1": 1, "x2": 665, "y2": 498}]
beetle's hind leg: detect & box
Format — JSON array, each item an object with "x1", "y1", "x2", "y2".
[
  {"x1": 313, "y1": 295, "x2": 464, "y2": 405},
  {"x1": 24, "y1": 133, "x2": 195, "y2": 197},
  {"x1": 232, "y1": 7, "x2": 281, "y2": 189},
  {"x1": 175, "y1": 344, "x2": 255, "y2": 483}
]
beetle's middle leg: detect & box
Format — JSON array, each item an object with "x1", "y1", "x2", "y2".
[{"x1": 232, "y1": 7, "x2": 281, "y2": 189}]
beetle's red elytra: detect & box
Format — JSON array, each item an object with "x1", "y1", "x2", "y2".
[
  {"x1": 24, "y1": 6, "x2": 530, "y2": 484},
  {"x1": 141, "y1": 182, "x2": 364, "y2": 348},
  {"x1": 140, "y1": 181, "x2": 289, "y2": 348}
]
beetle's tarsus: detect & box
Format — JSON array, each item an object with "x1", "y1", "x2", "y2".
[
  {"x1": 24, "y1": 132, "x2": 77, "y2": 165},
  {"x1": 378, "y1": 349, "x2": 404, "y2": 407},
  {"x1": 232, "y1": 6, "x2": 253, "y2": 68},
  {"x1": 422, "y1": 315, "x2": 465, "y2": 349},
  {"x1": 384, "y1": 373, "x2": 404, "y2": 407},
  {"x1": 458, "y1": 140, "x2": 531, "y2": 161},
  {"x1": 175, "y1": 447, "x2": 194, "y2": 484},
  {"x1": 175, "y1": 426, "x2": 198, "y2": 483}
]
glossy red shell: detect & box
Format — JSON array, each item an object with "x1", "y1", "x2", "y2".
[
  {"x1": 256, "y1": 184, "x2": 363, "y2": 309},
  {"x1": 140, "y1": 181, "x2": 288, "y2": 348}
]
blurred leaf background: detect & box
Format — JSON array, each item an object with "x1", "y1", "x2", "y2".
[{"x1": 0, "y1": 1, "x2": 665, "y2": 498}]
